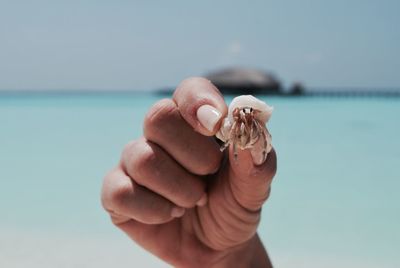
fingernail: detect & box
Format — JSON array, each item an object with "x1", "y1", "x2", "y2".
[
  {"x1": 250, "y1": 139, "x2": 267, "y2": 166},
  {"x1": 197, "y1": 105, "x2": 222, "y2": 132},
  {"x1": 251, "y1": 150, "x2": 266, "y2": 166},
  {"x1": 196, "y1": 193, "x2": 208, "y2": 206},
  {"x1": 171, "y1": 207, "x2": 185, "y2": 218}
]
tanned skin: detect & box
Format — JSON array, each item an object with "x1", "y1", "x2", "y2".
[{"x1": 101, "y1": 77, "x2": 276, "y2": 267}]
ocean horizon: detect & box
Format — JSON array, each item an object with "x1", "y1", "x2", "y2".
[{"x1": 1, "y1": 87, "x2": 400, "y2": 94}]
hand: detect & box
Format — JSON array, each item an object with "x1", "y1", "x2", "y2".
[{"x1": 101, "y1": 77, "x2": 277, "y2": 267}]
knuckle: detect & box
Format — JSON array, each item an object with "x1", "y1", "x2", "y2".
[
  {"x1": 131, "y1": 142, "x2": 159, "y2": 179},
  {"x1": 122, "y1": 139, "x2": 159, "y2": 179},
  {"x1": 144, "y1": 98, "x2": 177, "y2": 138},
  {"x1": 109, "y1": 179, "x2": 135, "y2": 210},
  {"x1": 101, "y1": 167, "x2": 137, "y2": 214},
  {"x1": 121, "y1": 140, "x2": 139, "y2": 165}
]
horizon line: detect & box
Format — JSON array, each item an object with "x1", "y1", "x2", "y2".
[
  {"x1": 1, "y1": 88, "x2": 400, "y2": 98},
  {"x1": 0, "y1": 86, "x2": 400, "y2": 93}
]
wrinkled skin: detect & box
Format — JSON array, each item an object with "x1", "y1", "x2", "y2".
[{"x1": 101, "y1": 77, "x2": 277, "y2": 267}]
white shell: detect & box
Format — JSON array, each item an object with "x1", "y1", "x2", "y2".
[
  {"x1": 216, "y1": 95, "x2": 273, "y2": 143},
  {"x1": 227, "y1": 95, "x2": 273, "y2": 124}
]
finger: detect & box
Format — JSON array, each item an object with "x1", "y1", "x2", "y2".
[
  {"x1": 101, "y1": 167, "x2": 185, "y2": 225},
  {"x1": 121, "y1": 139, "x2": 207, "y2": 208},
  {"x1": 228, "y1": 145, "x2": 277, "y2": 211},
  {"x1": 144, "y1": 98, "x2": 222, "y2": 175},
  {"x1": 173, "y1": 77, "x2": 228, "y2": 136}
]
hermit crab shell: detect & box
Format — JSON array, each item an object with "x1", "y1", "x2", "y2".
[
  {"x1": 216, "y1": 95, "x2": 273, "y2": 143},
  {"x1": 227, "y1": 95, "x2": 273, "y2": 124}
]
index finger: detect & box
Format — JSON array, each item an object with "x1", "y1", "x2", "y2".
[{"x1": 173, "y1": 77, "x2": 228, "y2": 136}]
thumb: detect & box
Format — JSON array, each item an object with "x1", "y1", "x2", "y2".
[{"x1": 228, "y1": 142, "x2": 277, "y2": 211}]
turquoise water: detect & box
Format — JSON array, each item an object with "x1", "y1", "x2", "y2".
[{"x1": 1, "y1": 94, "x2": 399, "y2": 267}]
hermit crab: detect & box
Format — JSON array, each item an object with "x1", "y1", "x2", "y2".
[{"x1": 216, "y1": 95, "x2": 273, "y2": 163}]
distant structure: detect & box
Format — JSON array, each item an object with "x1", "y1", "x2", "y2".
[
  {"x1": 205, "y1": 67, "x2": 282, "y2": 95},
  {"x1": 288, "y1": 81, "x2": 305, "y2": 96}
]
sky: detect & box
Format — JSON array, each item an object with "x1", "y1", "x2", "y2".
[{"x1": 0, "y1": 0, "x2": 399, "y2": 91}]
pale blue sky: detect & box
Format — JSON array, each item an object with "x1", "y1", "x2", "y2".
[{"x1": 0, "y1": 0, "x2": 399, "y2": 90}]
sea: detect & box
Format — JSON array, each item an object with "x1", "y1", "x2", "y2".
[{"x1": 0, "y1": 93, "x2": 399, "y2": 268}]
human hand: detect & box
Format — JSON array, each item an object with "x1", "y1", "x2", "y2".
[{"x1": 101, "y1": 77, "x2": 277, "y2": 267}]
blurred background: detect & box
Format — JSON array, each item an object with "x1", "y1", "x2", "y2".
[{"x1": 0, "y1": 1, "x2": 399, "y2": 267}]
